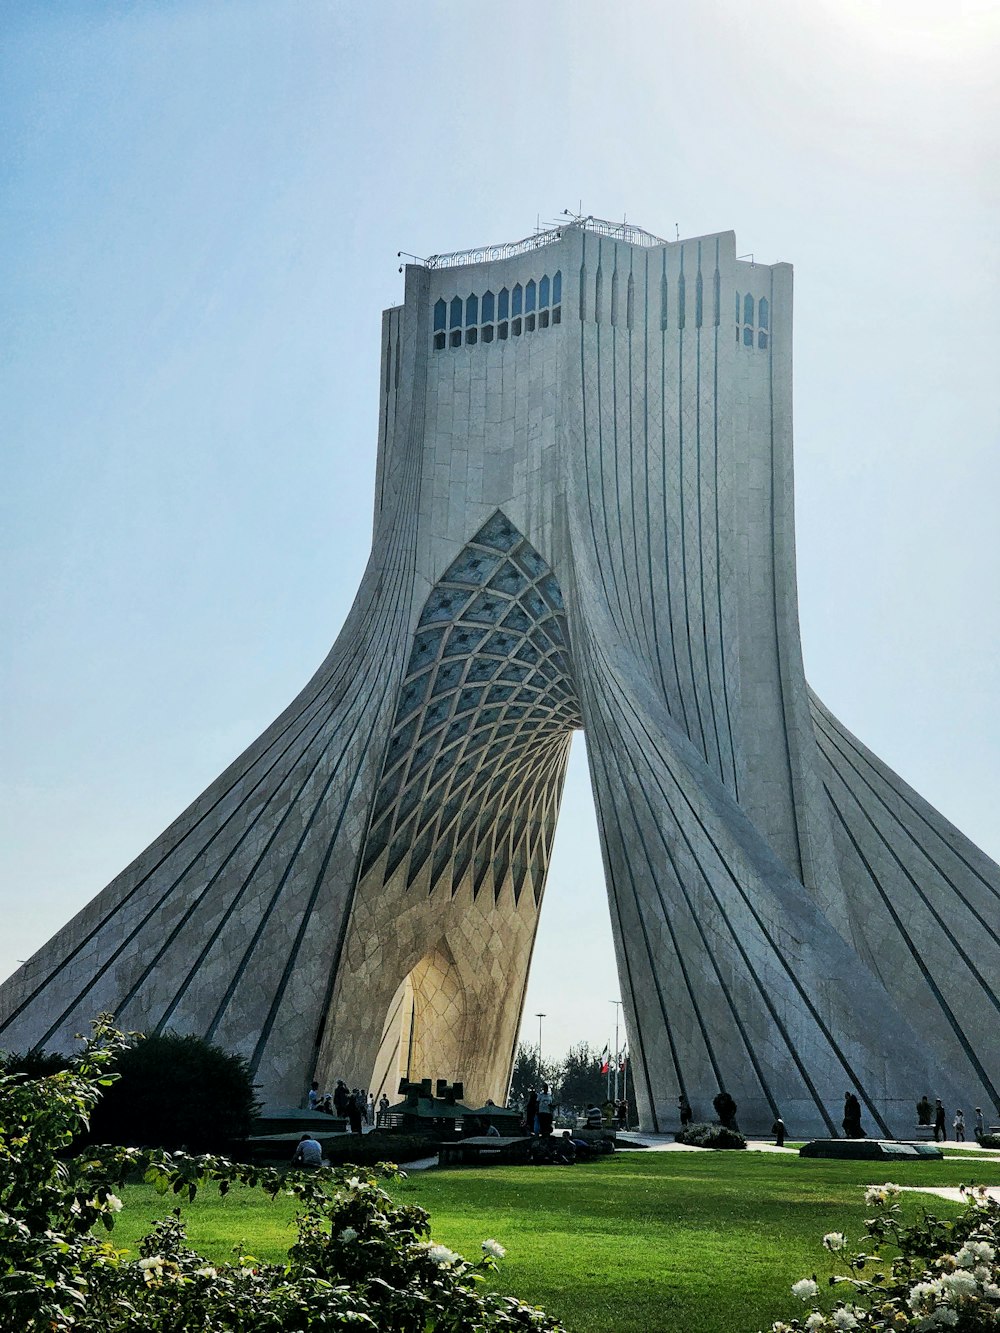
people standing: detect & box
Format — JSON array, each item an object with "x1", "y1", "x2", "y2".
[
  {"x1": 333, "y1": 1079, "x2": 350, "y2": 1118},
  {"x1": 772, "y1": 1116, "x2": 786, "y2": 1147},
  {"x1": 842, "y1": 1091, "x2": 864, "y2": 1138},
  {"x1": 367, "y1": 1092, "x2": 375, "y2": 1125},
  {"x1": 378, "y1": 1093, "x2": 390, "y2": 1123},
  {"x1": 974, "y1": 1108, "x2": 985, "y2": 1143},
  {"x1": 347, "y1": 1089, "x2": 364, "y2": 1135},
  {"x1": 934, "y1": 1099, "x2": 946, "y2": 1143},
  {"x1": 713, "y1": 1090, "x2": 738, "y2": 1131},
  {"x1": 678, "y1": 1094, "x2": 693, "y2": 1127},
  {"x1": 537, "y1": 1083, "x2": 554, "y2": 1137},
  {"x1": 525, "y1": 1087, "x2": 539, "y2": 1136},
  {"x1": 953, "y1": 1109, "x2": 966, "y2": 1142}
]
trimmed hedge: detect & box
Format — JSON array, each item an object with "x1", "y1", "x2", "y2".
[
  {"x1": 87, "y1": 1032, "x2": 259, "y2": 1154},
  {"x1": 674, "y1": 1121, "x2": 747, "y2": 1150}
]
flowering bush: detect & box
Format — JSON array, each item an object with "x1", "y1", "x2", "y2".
[
  {"x1": 767, "y1": 1180, "x2": 1000, "y2": 1332},
  {"x1": 0, "y1": 1018, "x2": 565, "y2": 1331}
]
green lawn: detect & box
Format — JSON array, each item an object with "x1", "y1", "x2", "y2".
[{"x1": 110, "y1": 1151, "x2": 1000, "y2": 1333}]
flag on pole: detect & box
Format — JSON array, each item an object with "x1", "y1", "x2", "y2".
[
  {"x1": 599, "y1": 1044, "x2": 610, "y2": 1075},
  {"x1": 619, "y1": 1046, "x2": 628, "y2": 1073}
]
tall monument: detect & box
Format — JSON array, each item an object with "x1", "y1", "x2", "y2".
[{"x1": 3, "y1": 218, "x2": 997, "y2": 1137}]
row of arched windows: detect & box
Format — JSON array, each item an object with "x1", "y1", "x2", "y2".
[
  {"x1": 432, "y1": 272, "x2": 562, "y2": 349},
  {"x1": 736, "y1": 292, "x2": 769, "y2": 349}
]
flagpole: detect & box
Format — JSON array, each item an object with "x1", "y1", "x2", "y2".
[{"x1": 610, "y1": 1000, "x2": 622, "y2": 1103}]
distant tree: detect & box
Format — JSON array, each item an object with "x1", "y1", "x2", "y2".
[
  {"x1": 86, "y1": 1032, "x2": 259, "y2": 1154},
  {"x1": 556, "y1": 1042, "x2": 607, "y2": 1107},
  {"x1": 507, "y1": 1043, "x2": 560, "y2": 1108}
]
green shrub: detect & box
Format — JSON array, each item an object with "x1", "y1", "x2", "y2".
[
  {"x1": 0, "y1": 1017, "x2": 565, "y2": 1332},
  {"x1": 980, "y1": 1132, "x2": 1000, "y2": 1149},
  {"x1": 321, "y1": 1132, "x2": 433, "y2": 1166},
  {"x1": 674, "y1": 1121, "x2": 747, "y2": 1150},
  {"x1": 86, "y1": 1031, "x2": 259, "y2": 1154},
  {"x1": 0, "y1": 1048, "x2": 70, "y2": 1077}
]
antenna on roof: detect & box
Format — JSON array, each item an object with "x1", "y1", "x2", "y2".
[
  {"x1": 675, "y1": 223, "x2": 680, "y2": 241},
  {"x1": 397, "y1": 250, "x2": 428, "y2": 273}
]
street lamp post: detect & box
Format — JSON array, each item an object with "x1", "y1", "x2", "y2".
[{"x1": 535, "y1": 1012, "x2": 546, "y2": 1076}]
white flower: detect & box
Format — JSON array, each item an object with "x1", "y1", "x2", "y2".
[
  {"x1": 482, "y1": 1238, "x2": 506, "y2": 1259},
  {"x1": 426, "y1": 1243, "x2": 460, "y2": 1267},
  {"x1": 983, "y1": 1280, "x2": 1000, "y2": 1300},
  {"x1": 69, "y1": 1200, "x2": 81, "y2": 1216},
  {"x1": 822, "y1": 1232, "x2": 847, "y2": 1252},
  {"x1": 195, "y1": 1266, "x2": 217, "y2": 1279},
  {"x1": 137, "y1": 1257, "x2": 164, "y2": 1271},
  {"x1": 830, "y1": 1307, "x2": 860, "y2": 1330},
  {"x1": 792, "y1": 1278, "x2": 820, "y2": 1301},
  {"x1": 345, "y1": 1176, "x2": 363, "y2": 1191},
  {"x1": 909, "y1": 1278, "x2": 944, "y2": 1312},
  {"x1": 338, "y1": 1227, "x2": 358, "y2": 1243},
  {"x1": 105, "y1": 1194, "x2": 123, "y2": 1213},
  {"x1": 864, "y1": 1182, "x2": 902, "y2": 1206},
  {"x1": 956, "y1": 1240, "x2": 995, "y2": 1267},
  {"x1": 805, "y1": 1314, "x2": 826, "y2": 1330},
  {"x1": 940, "y1": 1270, "x2": 978, "y2": 1300}
]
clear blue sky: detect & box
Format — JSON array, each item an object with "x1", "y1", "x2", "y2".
[{"x1": 2, "y1": 0, "x2": 998, "y2": 1063}]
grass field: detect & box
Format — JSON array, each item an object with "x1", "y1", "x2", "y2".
[{"x1": 110, "y1": 1150, "x2": 1000, "y2": 1333}]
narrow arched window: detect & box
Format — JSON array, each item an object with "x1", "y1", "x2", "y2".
[
  {"x1": 498, "y1": 288, "x2": 510, "y2": 320},
  {"x1": 512, "y1": 284, "x2": 523, "y2": 317},
  {"x1": 758, "y1": 296, "x2": 769, "y2": 331},
  {"x1": 626, "y1": 272, "x2": 635, "y2": 330},
  {"x1": 539, "y1": 275, "x2": 550, "y2": 308},
  {"x1": 578, "y1": 265, "x2": 586, "y2": 321},
  {"x1": 610, "y1": 271, "x2": 619, "y2": 325},
  {"x1": 695, "y1": 271, "x2": 703, "y2": 328},
  {"x1": 525, "y1": 279, "x2": 536, "y2": 313},
  {"x1": 677, "y1": 272, "x2": 686, "y2": 330},
  {"x1": 713, "y1": 269, "x2": 721, "y2": 326},
  {"x1": 481, "y1": 290, "x2": 495, "y2": 323},
  {"x1": 434, "y1": 299, "x2": 447, "y2": 331},
  {"x1": 595, "y1": 266, "x2": 603, "y2": 320},
  {"x1": 466, "y1": 293, "x2": 478, "y2": 327},
  {"x1": 660, "y1": 273, "x2": 668, "y2": 331},
  {"x1": 743, "y1": 325, "x2": 753, "y2": 346},
  {"x1": 552, "y1": 270, "x2": 562, "y2": 305},
  {"x1": 744, "y1": 293, "x2": 754, "y2": 326},
  {"x1": 450, "y1": 297, "x2": 463, "y2": 328}
]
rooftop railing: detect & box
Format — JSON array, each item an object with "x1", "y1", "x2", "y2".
[{"x1": 415, "y1": 215, "x2": 670, "y2": 271}]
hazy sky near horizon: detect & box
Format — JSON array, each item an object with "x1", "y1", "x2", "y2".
[{"x1": 3, "y1": 0, "x2": 998, "y2": 1065}]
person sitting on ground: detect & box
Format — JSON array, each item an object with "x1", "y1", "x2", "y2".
[
  {"x1": 292, "y1": 1133, "x2": 323, "y2": 1169},
  {"x1": 563, "y1": 1129, "x2": 595, "y2": 1159}
]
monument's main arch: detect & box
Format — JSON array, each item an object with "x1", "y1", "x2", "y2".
[{"x1": 3, "y1": 218, "x2": 998, "y2": 1137}]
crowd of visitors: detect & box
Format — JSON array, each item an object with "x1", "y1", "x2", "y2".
[{"x1": 306, "y1": 1079, "x2": 375, "y2": 1133}]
